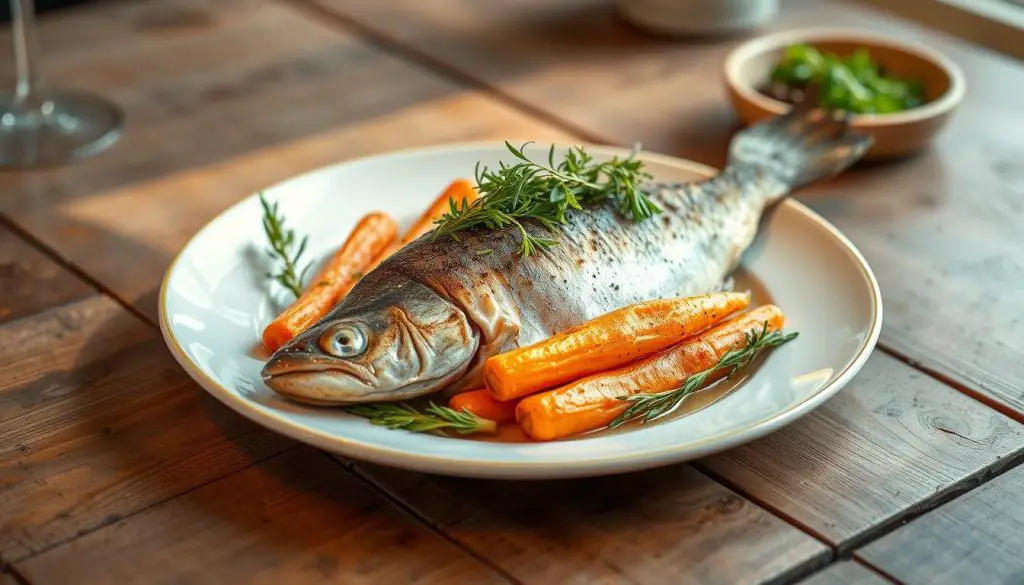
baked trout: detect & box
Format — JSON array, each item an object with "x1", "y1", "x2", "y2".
[{"x1": 262, "y1": 102, "x2": 871, "y2": 404}]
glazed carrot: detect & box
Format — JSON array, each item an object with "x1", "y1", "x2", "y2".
[
  {"x1": 362, "y1": 242, "x2": 401, "y2": 275},
  {"x1": 402, "y1": 179, "x2": 479, "y2": 245},
  {"x1": 484, "y1": 292, "x2": 751, "y2": 402},
  {"x1": 363, "y1": 179, "x2": 480, "y2": 273},
  {"x1": 449, "y1": 389, "x2": 518, "y2": 424},
  {"x1": 516, "y1": 305, "x2": 786, "y2": 441},
  {"x1": 262, "y1": 212, "x2": 398, "y2": 353}
]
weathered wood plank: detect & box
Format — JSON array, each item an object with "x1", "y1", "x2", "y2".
[
  {"x1": 315, "y1": 0, "x2": 1024, "y2": 417},
  {"x1": 354, "y1": 461, "x2": 830, "y2": 585},
  {"x1": 0, "y1": 0, "x2": 575, "y2": 323},
  {"x1": 798, "y1": 561, "x2": 892, "y2": 585},
  {"x1": 0, "y1": 0, "x2": 456, "y2": 203},
  {"x1": 0, "y1": 296, "x2": 294, "y2": 561},
  {"x1": 698, "y1": 352, "x2": 1024, "y2": 551},
  {"x1": 18, "y1": 448, "x2": 509, "y2": 585},
  {"x1": 0, "y1": 224, "x2": 93, "y2": 325},
  {"x1": 857, "y1": 463, "x2": 1024, "y2": 585},
  {"x1": 8, "y1": 92, "x2": 575, "y2": 323}
]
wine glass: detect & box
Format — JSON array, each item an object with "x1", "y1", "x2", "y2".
[{"x1": 0, "y1": 0, "x2": 122, "y2": 168}]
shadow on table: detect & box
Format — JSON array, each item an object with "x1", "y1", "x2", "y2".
[
  {"x1": 61, "y1": 274, "x2": 828, "y2": 578},
  {"x1": 336, "y1": 452, "x2": 830, "y2": 583},
  {"x1": 0, "y1": 0, "x2": 463, "y2": 210}
]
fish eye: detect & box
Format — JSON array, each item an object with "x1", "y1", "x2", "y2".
[{"x1": 320, "y1": 323, "x2": 367, "y2": 358}]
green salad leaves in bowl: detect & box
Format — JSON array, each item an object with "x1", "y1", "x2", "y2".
[
  {"x1": 766, "y1": 44, "x2": 925, "y2": 115},
  {"x1": 724, "y1": 29, "x2": 965, "y2": 159}
]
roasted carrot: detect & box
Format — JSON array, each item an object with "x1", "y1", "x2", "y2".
[
  {"x1": 363, "y1": 179, "x2": 480, "y2": 273},
  {"x1": 362, "y1": 242, "x2": 401, "y2": 274},
  {"x1": 262, "y1": 212, "x2": 398, "y2": 353},
  {"x1": 448, "y1": 389, "x2": 518, "y2": 424},
  {"x1": 516, "y1": 305, "x2": 786, "y2": 441},
  {"x1": 484, "y1": 292, "x2": 751, "y2": 402},
  {"x1": 402, "y1": 179, "x2": 479, "y2": 245}
]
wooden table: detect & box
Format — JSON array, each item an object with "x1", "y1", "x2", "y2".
[{"x1": 2, "y1": 1, "x2": 1023, "y2": 583}]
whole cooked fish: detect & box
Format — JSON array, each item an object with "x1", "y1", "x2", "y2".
[{"x1": 262, "y1": 102, "x2": 871, "y2": 404}]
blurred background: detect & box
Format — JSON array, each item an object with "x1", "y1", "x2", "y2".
[{"x1": 1, "y1": 0, "x2": 88, "y2": 21}]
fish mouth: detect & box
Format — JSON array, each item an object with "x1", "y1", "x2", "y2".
[{"x1": 261, "y1": 351, "x2": 471, "y2": 405}]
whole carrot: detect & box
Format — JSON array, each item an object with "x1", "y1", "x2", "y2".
[
  {"x1": 263, "y1": 212, "x2": 398, "y2": 353},
  {"x1": 516, "y1": 305, "x2": 788, "y2": 441},
  {"x1": 364, "y1": 179, "x2": 479, "y2": 273},
  {"x1": 449, "y1": 389, "x2": 518, "y2": 424},
  {"x1": 484, "y1": 292, "x2": 751, "y2": 402}
]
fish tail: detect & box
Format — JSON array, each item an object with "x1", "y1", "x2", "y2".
[{"x1": 726, "y1": 91, "x2": 873, "y2": 200}]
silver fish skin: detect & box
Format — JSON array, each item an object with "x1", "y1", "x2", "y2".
[{"x1": 262, "y1": 104, "x2": 871, "y2": 404}]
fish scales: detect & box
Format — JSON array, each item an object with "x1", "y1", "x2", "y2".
[
  {"x1": 324, "y1": 172, "x2": 767, "y2": 394},
  {"x1": 262, "y1": 103, "x2": 872, "y2": 403}
]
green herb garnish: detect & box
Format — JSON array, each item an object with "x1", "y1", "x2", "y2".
[
  {"x1": 346, "y1": 402, "x2": 498, "y2": 435},
  {"x1": 433, "y1": 141, "x2": 659, "y2": 257},
  {"x1": 259, "y1": 193, "x2": 312, "y2": 298},
  {"x1": 770, "y1": 44, "x2": 924, "y2": 114},
  {"x1": 609, "y1": 323, "x2": 798, "y2": 428}
]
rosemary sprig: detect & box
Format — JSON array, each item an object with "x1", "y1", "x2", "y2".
[
  {"x1": 433, "y1": 141, "x2": 659, "y2": 257},
  {"x1": 610, "y1": 323, "x2": 799, "y2": 428},
  {"x1": 346, "y1": 402, "x2": 498, "y2": 435},
  {"x1": 259, "y1": 193, "x2": 312, "y2": 298}
]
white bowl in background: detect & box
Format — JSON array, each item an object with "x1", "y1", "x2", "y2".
[{"x1": 619, "y1": 0, "x2": 779, "y2": 36}]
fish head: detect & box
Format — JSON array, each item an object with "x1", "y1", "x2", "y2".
[{"x1": 261, "y1": 278, "x2": 478, "y2": 404}]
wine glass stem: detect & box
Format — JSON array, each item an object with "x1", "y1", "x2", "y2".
[{"x1": 10, "y1": 0, "x2": 43, "y2": 113}]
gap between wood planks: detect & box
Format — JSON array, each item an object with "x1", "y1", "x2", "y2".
[
  {"x1": 1, "y1": 5, "x2": 1023, "y2": 581},
  {"x1": 858, "y1": 562, "x2": 905, "y2": 585},
  {"x1": 876, "y1": 345, "x2": 1024, "y2": 424},
  {"x1": 326, "y1": 453, "x2": 525, "y2": 585},
  {"x1": 265, "y1": 0, "x2": 1024, "y2": 430},
  {"x1": 265, "y1": 0, "x2": 1024, "y2": 554},
  {"x1": 4, "y1": 177, "x2": 1022, "y2": 582},
  {"x1": 0, "y1": 215, "x2": 521, "y2": 584},
  {"x1": 852, "y1": 561, "x2": 899, "y2": 585},
  {"x1": 273, "y1": 0, "x2": 612, "y2": 146},
  {"x1": 0, "y1": 216, "x2": 152, "y2": 328},
  {"x1": 695, "y1": 440, "x2": 1024, "y2": 556},
  {"x1": 801, "y1": 558, "x2": 900, "y2": 584},
  {"x1": 0, "y1": 559, "x2": 32, "y2": 585}
]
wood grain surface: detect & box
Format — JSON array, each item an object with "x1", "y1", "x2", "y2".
[
  {"x1": 315, "y1": 0, "x2": 1024, "y2": 418},
  {"x1": 18, "y1": 448, "x2": 509, "y2": 585},
  {"x1": 698, "y1": 352, "x2": 1024, "y2": 551},
  {"x1": 4, "y1": 91, "x2": 574, "y2": 323},
  {"x1": 0, "y1": 296, "x2": 294, "y2": 561},
  {"x1": 354, "y1": 462, "x2": 830, "y2": 585},
  {"x1": 857, "y1": 464, "x2": 1024, "y2": 585},
  {"x1": 798, "y1": 561, "x2": 892, "y2": 585},
  {"x1": 0, "y1": 0, "x2": 1023, "y2": 582},
  {"x1": 0, "y1": 0, "x2": 451, "y2": 203},
  {"x1": 0, "y1": 224, "x2": 94, "y2": 325},
  {"x1": 0, "y1": 0, "x2": 575, "y2": 323}
]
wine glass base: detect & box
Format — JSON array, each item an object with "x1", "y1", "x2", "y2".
[{"x1": 0, "y1": 90, "x2": 123, "y2": 168}]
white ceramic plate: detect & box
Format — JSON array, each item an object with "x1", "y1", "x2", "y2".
[{"x1": 159, "y1": 142, "x2": 881, "y2": 479}]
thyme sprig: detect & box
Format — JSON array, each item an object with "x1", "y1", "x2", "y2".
[
  {"x1": 259, "y1": 193, "x2": 312, "y2": 298},
  {"x1": 433, "y1": 141, "x2": 659, "y2": 257},
  {"x1": 610, "y1": 323, "x2": 799, "y2": 428},
  {"x1": 346, "y1": 402, "x2": 498, "y2": 435}
]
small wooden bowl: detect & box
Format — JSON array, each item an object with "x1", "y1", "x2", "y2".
[{"x1": 724, "y1": 28, "x2": 965, "y2": 160}]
